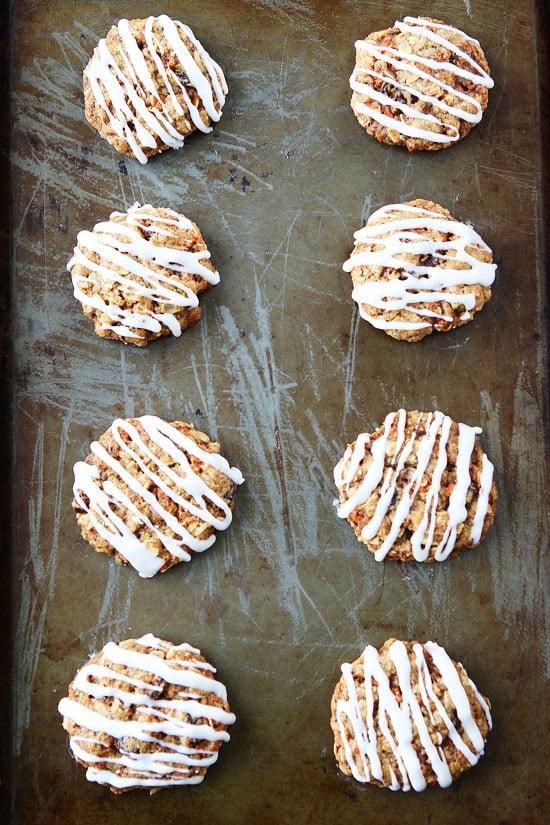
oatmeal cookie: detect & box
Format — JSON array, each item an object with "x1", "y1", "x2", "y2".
[
  {"x1": 58, "y1": 634, "x2": 236, "y2": 793},
  {"x1": 83, "y1": 15, "x2": 228, "y2": 163},
  {"x1": 333, "y1": 409, "x2": 497, "y2": 562},
  {"x1": 68, "y1": 203, "x2": 220, "y2": 346},
  {"x1": 330, "y1": 638, "x2": 492, "y2": 791},
  {"x1": 343, "y1": 199, "x2": 496, "y2": 342},
  {"x1": 72, "y1": 415, "x2": 244, "y2": 578},
  {"x1": 350, "y1": 16, "x2": 493, "y2": 151}
]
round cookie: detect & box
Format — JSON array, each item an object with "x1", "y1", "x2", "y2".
[
  {"x1": 342, "y1": 199, "x2": 496, "y2": 342},
  {"x1": 58, "y1": 634, "x2": 236, "y2": 793},
  {"x1": 68, "y1": 203, "x2": 220, "y2": 347},
  {"x1": 333, "y1": 409, "x2": 497, "y2": 562},
  {"x1": 72, "y1": 415, "x2": 244, "y2": 578},
  {"x1": 83, "y1": 15, "x2": 228, "y2": 163},
  {"x1": 330, "y1": 638, "x2": 492, "y2": 791},
  {"x1": 350, "y1": 16, "x2": 493, "y2": 151}
]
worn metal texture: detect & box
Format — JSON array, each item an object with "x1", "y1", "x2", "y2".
[{"x1": 6, "y1": 0, "x2": 549, "y2": 822}]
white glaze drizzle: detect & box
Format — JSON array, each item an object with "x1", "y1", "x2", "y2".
[
  {"x1": 58, "y1": 634, "x2": 236, "y2": 790},
  {"x1": 334, "y1": 410, "x2": 494, "y2": 561},
  {"x1": 335, "y1": 639, "x2": 491, "y2": 791},
  {"x1": 351, "y1": 16, "x2": 494, "y2": 145},
  {"x1": 85, "y1": 15, "x2": 228, "y2": 163},
  {"x1": 343, "y1": 202, "x2": 496, "y2": 331},
  {"x1": 68, "y1": 202, "x2": 220, "y2": 341},
  {"x1": 73, "y1": 415, "x2": 244, "y2": 578}
]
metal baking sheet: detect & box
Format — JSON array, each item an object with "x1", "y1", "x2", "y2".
[{"x1": 5, "y1": 0, "x2": 549, "y2": 822}]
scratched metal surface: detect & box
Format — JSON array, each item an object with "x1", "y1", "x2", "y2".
[{"x1": 7, "y1": 0, "x2": 549, "y2": 823}]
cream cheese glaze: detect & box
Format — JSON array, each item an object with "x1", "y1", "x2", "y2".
[
  {"x1": 68, "y1": 203, "x2": 220, "y2": 342},
  {"x1": 58, "y1": 634, "x2": 236, "y2": 790},
  {"x1": 73, "y1": 416, "x2": 244, "y2": 578},
  {"x1": 334, "y1": 410, "x2": 494, "y2": 561},
  {"x1": 85, "y1": 15, "x2": 228, "y2": 163},
  {"x1": 334, "y1": 639, "x2": 492, "y2": 791},
  {"x1": 350, "y1": 16, "x2": 494, "y2": 146},
  {"x1": 343, "y1": 202, "x2": 496, "y2": 332}
]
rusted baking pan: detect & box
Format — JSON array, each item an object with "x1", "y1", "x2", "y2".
[{"x1": 4, "y1": 1, "x2": 549, "y2": 822}]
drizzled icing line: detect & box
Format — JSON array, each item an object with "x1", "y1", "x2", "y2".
[
  {"x1": 334, "y1": 410, "x2": 494, "y2": 561},
  {"x1": 351, "y1": 16, "x2": 493, "y2": 145},
  {"x1": 334, "y1": 640, "x2": 491, "y2": 791},
  {"x1": 68, "y1": 203, "x2": 220, "y2": 340},
  {"x1": 58, "y1": 634, "x2": 236, "y2": 790},
  {"x1": 85, "y1": 15, "x2": 228, "y2": 163},
  {"x1": 73, "y1": 415, "x2": 244, "y2": 578},
  {"x1": 343, "y1": 202, "x2": 496, "y2": 331}
]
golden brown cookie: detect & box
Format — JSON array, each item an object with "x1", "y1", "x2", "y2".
[
  {"x1": 84, "y1": 15, "x2": 228, "y2": 163},
  {"x1": 68, "y1": 203, "x2": 220, "y2": 347},
  {"x1": 58, "y1": 634, "x2": 236, "y2": 793},
  {"x1": 343, "y1": 199, "x2": 496, "y2": 342},
  {"x1": 350, "y1": 16, "x2": 493, "y2": 151},
  {"x1": 333, "y1": 409, "x2": 497, "y2": 562},
  {"x1": 330, "y1": 638, "x2": 492, "y2": 790},
  {"x1": 72, "y1": 415, "x2": 244, "y2": 578}
]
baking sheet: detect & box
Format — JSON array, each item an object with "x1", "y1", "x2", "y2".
[{"x1": 5, "y1": 0, "x2": 549, "y2": 822}]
